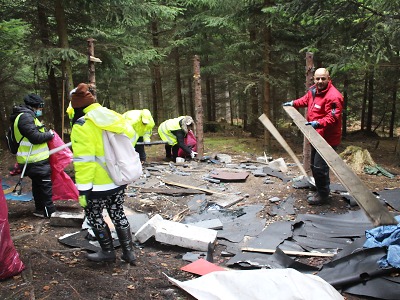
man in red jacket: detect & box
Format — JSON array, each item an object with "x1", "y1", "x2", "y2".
[{"x1": 283, "y1": 68, "x2": 344, "y2": 205}]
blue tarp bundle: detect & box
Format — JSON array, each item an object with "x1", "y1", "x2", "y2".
[{"x1": 364, "y1": 215, "x2": 400, "y2": 268}]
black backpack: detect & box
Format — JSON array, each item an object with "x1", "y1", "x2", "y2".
[{"x1": 6, "y1": 114, "x2": 24, "y2": 154}]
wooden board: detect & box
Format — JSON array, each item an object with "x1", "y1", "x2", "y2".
[
  {"x1": 280, "y1": 108, "x2": 396, "y2": 226},
  {"x1": 258, "y1": 114, "x2": 312, "y2": 183}
]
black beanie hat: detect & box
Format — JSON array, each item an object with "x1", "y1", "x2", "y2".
[{"x1": 23, "y1": 94, "x2": 44, "y2": 108}]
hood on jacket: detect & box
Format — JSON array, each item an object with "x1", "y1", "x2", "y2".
[
  {"x1": 10, "y1": 105, "x2": 35, "y2": 123},
  {"x1": 84, "y1": 103, "x2": 134, "y2": 136}
]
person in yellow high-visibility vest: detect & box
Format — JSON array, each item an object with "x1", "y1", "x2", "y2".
[
  {"x1": 10, "y1": 94, "x2": 55, "y2": 218},
  {"x1": 70, "y1": 83, "x2": 136, "y2": 265},
  {"x1": 123, "y1": 109, "x2": 155, "y2": 163},
  {"x1": 158, "y1": 116, "x2": 197, "y2": 162}
]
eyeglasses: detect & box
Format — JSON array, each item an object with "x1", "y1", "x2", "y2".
[{"x1": 315, "y1": 77, "x2": 327, "y2": 81}]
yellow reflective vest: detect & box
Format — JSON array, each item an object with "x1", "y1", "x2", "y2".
[
  {"x1": 157, "y1": 116, "x2": 185, "y2": 146},
  {"x1": 123, "y1": 110, "x2": 155, "y2": 144},
  {"x1": 14, "y1": 114, "x2": 50, "y2": 164},
  {"x1": 71, "y1": 103, "x2": 135, "y2": 192}
]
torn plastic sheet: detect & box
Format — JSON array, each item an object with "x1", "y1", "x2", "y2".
[
  {"x1": 317, "y1": 243, "x2": 400, "y2": 300},
  {"x1": 375, "y1": 188, "x2": 400, "y2": 211},
  {"x1": 166, "y1": 268, "x2": 344, "y2": 300},
  {"x1": 225, "y1": 247, "x2": 319, "y2": 272},
  {"x1": 293, "y1": 210, "x2": 371, "y2": 251}
]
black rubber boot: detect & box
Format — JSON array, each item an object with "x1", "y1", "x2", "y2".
[
  {"x1": 87, "y1": 226, "x2": 116, "y2": 262},
  {"x1": 116, "y1": 226, "x2": 136, "y2": 265}
]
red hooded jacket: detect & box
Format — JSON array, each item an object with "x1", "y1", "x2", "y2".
[{"x1": 293, "y1": 81, "x2": 343, "y2": 146}]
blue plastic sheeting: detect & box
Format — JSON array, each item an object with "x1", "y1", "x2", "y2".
[{"x1": 363, "y1": 215, "x2": 400, "y2": 268}]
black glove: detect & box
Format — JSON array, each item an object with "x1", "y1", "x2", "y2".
[
  {"x1": 283, "y1": 101, "x2": 293, "y2": 106},
  {"x1": 305, "y1": 121, "x2": 319, "y2": 129}
]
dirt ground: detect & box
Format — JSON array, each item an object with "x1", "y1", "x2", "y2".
[{"x1": 1, "y1": 130, "x2": 399, "y2": 300}]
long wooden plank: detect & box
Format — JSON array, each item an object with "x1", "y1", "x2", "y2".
[
  {"x1": 242, "y1": 247, "x2": 334, "y2": 257},
  {"x1": 280, "y1": 108, "x2": 396, "y2": 226},
  {"x1": 258, "y1": 114, "x2": 313, "y2": 184},
  {"x1": 162, "y1": 180, "x2": 228, "y2": 196}
]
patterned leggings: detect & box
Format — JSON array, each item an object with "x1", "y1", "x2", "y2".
[{"x1": 85, "y1": 189, "x2": 129, "y2": 229}]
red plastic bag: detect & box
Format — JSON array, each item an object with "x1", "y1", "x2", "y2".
[
  {"x1": 0, "y1": 178, "x2": 25, "y2": 280},
  {"x1": 48, "y1": 131, "x2": 78, "y2": 201},
  {"x1": 178, "y1": 130, "x2": 197, "y2": 158}
]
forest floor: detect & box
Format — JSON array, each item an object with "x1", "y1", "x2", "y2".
[{"x1": 1, "y1": 127, "x2": 399, "y2": 300}]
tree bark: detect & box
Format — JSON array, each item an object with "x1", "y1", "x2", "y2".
[
  {"x1": 37, "y1": 2, "x2": 61, "y2": 133},
  {"x1": 389, "y1": 80, "x2": 397, "y2": 138},
  {"x1": 151, "y1": 21, "x2": 164, "y2": 123},
  {"x1": 342, "y1": 74, "x2": 348, "y2": 137},
  {"x1": 366, "y1": 66, "x2": 374, "y2": 132},
  {"x1": 361, "y1": 71, "x2": 368, "y2": 131},
  {"x1": 174, "y1": 48, "x2": 183, "y2": 116},
  {"x1": 193, "y1": 55, "x2": 204, "y2": 157},
  {"x1": 54, "y1": 0, "x2": 73, "y2": 139},
  {"x1": 303, "y1": 52, "x2": 314, "y2": 176},
  {"x1": 262, "y1": 25, "x2": 271, "y2": 152}
]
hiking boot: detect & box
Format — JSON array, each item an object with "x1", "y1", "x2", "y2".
[
  {"x1": 307, "y1": 193, "x2": 329, "y2": 205},
  {"x1": 33, "y1": 210, "x2": 46, "y2": 218},
  {"x1": 33, "y1": 207, "x2": 56, "y2": 218}
]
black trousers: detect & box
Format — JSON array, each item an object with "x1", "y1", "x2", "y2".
[
  {"x1": 24, "y1": 160, "x2": 55, "y2": 215},
  {"x1": 135, "y1": 136, "x2": 146, "y2": 162},
  {"x1": 310, "y1": 146, "x2": 331, "y2": 198},
  {"x1": 165, "y1": 144, "x2": 179, "y2": 160}
]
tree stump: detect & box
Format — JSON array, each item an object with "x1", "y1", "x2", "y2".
[{"x1": 339, "y1": 146, "x2": 376, "y2": 174}]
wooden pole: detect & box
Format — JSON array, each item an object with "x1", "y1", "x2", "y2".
[
  {"x1": 193, "y1": 55, "x2": 204, "y2": 157},
  {"x1": 87, "y1": 38, "x2": 97, "y2": 99},
  {"x1": 303, "y1": 52, "x2": 314, "y2": 177}
]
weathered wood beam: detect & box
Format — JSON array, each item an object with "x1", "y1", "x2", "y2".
[{"x1": 281, "y1": 108, "x2": 397, "y2": 226}]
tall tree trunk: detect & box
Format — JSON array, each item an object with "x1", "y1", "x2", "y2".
[
  {"x1": 151, "y1": 74, "x2": 158, "y2": 122},
  {"x1": 188, "y1": 76, "x2": 194, "y2": 117},
  {"x1": 37, "y1": 2, "x2": 60, "y2": 132},
  {"x1": 361, "y1": 71, "x2": 368, "y2": 131},
  {"x1": 389, "y1": 79, "x2": 397, "y2": 138},
  {"x1": 366, "y1": 66, "x2": 374, "y2": 132},
  {"x1": 303, "y1": 52, "x2": 314, "y2": 176},
  {"x1": 248, "y1": 28, "x2": 257, "y2": 133},
  {"x1": 342, "y1": 74, "x2": 348, "y2": 137},
  {"x1": 206, "y1": 76, "x2": 212, "y2": 122},
  {"x1": 54, "y1": 0, "x2": 73, "y2": 139},
  {"x1": 174, "y1": 48, "x2": 183, "y2": 116},
  {"x1": 211, "y1": 78, "x2": 216, "y2": 122},
  {"x1": 54, "y1": 0, "x2": 73, "y2": 92},
  {"x1": 151, "y1": 21, "x2": 164, "y2": 123},
  {"x1": 193, "y1": 55, "x2": 204, "y2": 157},
  {"x1": 262, "y1": 25, "x2": 271, "y2": 151}
]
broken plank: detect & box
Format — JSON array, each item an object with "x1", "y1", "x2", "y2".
[
  {"x1": 162, "y1": 180, "x2": 229, "y2": 196},
  {"x1": 258, "y1": 114, "x2": 312, "y2": 183},
  {"x1": 281, "y1": 108, "x2": 396, "y2": 226},
  {"x1": 242, "y1": 247, "x2": 334, "y2": 257}
]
